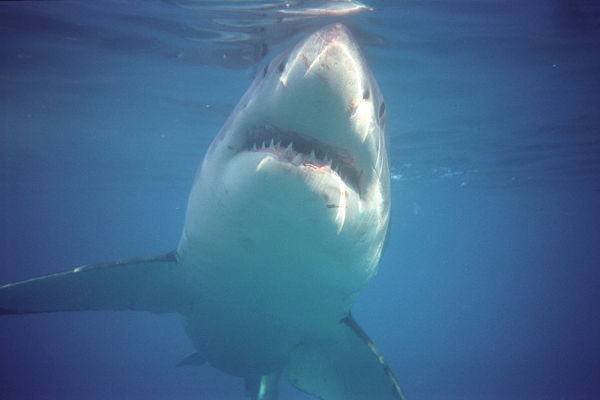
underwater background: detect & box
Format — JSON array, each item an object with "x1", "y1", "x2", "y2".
[{"x1": 1, "y1": 1, "x2": 599, "y2": 399}]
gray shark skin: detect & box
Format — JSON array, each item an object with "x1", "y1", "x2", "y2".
[{"x1": 1, "y1": 24, "x2": 406, "y2": 400}]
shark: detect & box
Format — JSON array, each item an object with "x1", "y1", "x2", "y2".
[{"x1": 0, "y1": 23, "x2": 406, "y2": 400}]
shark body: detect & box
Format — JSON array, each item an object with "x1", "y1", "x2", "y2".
[{"x1": 1, "y1": 24, "x2": 405, "y2": 400}]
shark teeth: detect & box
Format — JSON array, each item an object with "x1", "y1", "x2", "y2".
[
  {"x1": 249, "y1": 142, "x2": 335, "y2": 169},
  {"x1": 244, "y1": 124, "x2": 361, "y2": 195},
  {"x1": 284, "y1": 142, "x2": 294, "y2": 158},
  {"x1": 248, "y1": 139, "x2": 335, "y2": 168}
]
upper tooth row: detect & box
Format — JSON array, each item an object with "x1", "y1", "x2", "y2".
[{"x1": 251, "y1": 140, "x2": 334, "y2": 168}]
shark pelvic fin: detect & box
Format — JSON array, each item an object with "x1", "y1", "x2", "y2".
[
  {"x1": 245, "y1": 370, "x2": 281, "y2": 400},
  {"x1": 0, "y1": 251, "x2": 193, "y2": 315},
  {"x1": 285, "y1": 314, "x2": 407, "y2": 400}
]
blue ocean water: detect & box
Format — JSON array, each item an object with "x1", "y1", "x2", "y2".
[{"x1": 1, "y1": 1, "x2": 599, "y2": 399}]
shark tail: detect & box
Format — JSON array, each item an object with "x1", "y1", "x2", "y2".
[{"x1": 0, "y1": 251, "x2": 192, "y2": 315}]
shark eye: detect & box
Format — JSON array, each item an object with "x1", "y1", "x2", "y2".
[
  {"x1": 261, "y1": 65, "x2": 268, "y2": 78},
  {"x1": 378, "y1": 101, "x2": 386, "y2": 120},
  {"x1": 362, "y1": 87, "x2": 370, "y2": 100}
]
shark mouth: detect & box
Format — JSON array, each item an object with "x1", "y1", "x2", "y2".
[{"x1": 241, "y1": 124, "x2": 362, "y2": 196}]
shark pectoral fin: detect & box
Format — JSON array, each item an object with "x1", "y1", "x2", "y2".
[
  {"x1": 245, "y1": 370, "x2": 281, "y2": 400},
  {"x1": 177, "y1": 351, "x2": 207, "y2": 367},
  {"x1": 0, "y1": 251, "x2": 192, "y2": 315},
  {"x1": 286, "y1": 314, "x2": 407, "y2": 400}
]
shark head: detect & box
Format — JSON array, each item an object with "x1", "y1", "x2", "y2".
[{"x1": 182, "y1": 23, "x2": 390, "y2": 307}]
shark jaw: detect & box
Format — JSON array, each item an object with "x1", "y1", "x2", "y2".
[{"x1": 242, "y1": 123, "x2": 362, "y2": 197}]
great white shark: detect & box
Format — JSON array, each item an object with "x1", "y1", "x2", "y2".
[{"x1": 1, "y1": 24, "x2": 406, "y2": 400}]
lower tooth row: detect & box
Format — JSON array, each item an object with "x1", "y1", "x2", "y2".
[{"x1": 251, "y1": 142, "x2": 334, "y2": 167}]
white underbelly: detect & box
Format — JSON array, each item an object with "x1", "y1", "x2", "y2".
[{"x1": 175, "y1": 152, "x2": 383, "y2": 375}]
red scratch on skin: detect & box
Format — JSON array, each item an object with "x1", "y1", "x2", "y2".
[
  {"x1": 302, "y1": 54, "x2": 309, "y2": 68},
  {"x1": 348, "y1": 100, "x2": 357, "y2": 115}
]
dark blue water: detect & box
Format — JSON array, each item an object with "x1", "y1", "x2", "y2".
[{"x1": 1, "y1": 1, "x2": 599, "y2": 399}]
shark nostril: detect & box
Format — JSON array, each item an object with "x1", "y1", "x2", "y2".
[
  {"x1": 363, "y1": 87, "x2": 370, "y2": 100},
  {"x1": 277, "y1": 59, "x2": 286, "y2": 73}
]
